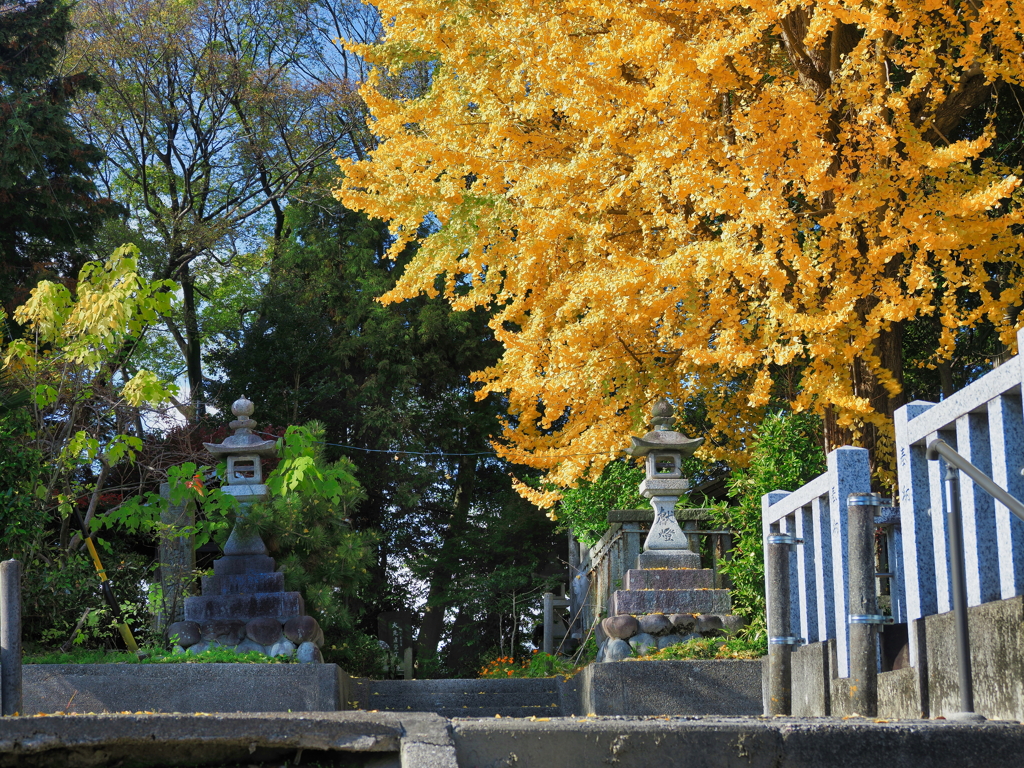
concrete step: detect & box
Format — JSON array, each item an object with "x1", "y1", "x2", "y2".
[
  {"x1": 611, "y1": 587, "x2": 731, "y2": 615},
  {"x1": 362, "y1": 678, "x2": 560, "y2": 695},
  {"x1": 351, "y1": 678, "x2": 562, "y2": 717},
  {"x1": 624, "y1": 568, "x2": 715, "y2": 590},
  {"x1": 9, "y1": 711, "x2": 1024, "y2": 768},
  {"x1": 360, "y1": 694, "x2": 560, "y2": 711}
]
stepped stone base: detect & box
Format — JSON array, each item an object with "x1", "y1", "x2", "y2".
[
  {"x1": 202, "y1": 571, "x2": 285, "y2": 595},
  {"x1": 636, "y1": 551, "x2": 700, "y2": 569},
  {"x1": 184, "y1": 592, "x2": 304, "y2": 623},
  {"x1": 612, "y1": 588, "x2": 731, "y2": 616},
  {"x1": 213, "y1": 554, "x2": 277, "y2": 575},
  {"x1": 624, "y1": 568, "x2": 714, "y2": 590}
]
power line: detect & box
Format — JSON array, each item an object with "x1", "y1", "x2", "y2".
[{"x1": 255, "y1": 430, "x2": 625, "y2": 460}]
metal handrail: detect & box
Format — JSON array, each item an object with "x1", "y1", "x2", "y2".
[
  {"x1": 927, "y1": 439, "x2": 1024, "y2": 522},
  {"x1": 925, "y1": 438, "x2": 1024, "y2": 720}
]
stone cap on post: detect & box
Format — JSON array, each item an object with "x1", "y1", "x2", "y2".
[{"x1": 607, "y1": 508, "x2": 716, "y2": 524}]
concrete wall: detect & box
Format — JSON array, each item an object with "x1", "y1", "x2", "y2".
[
  {"x1": 22, "y1": 663, "x2": 349, "y2": 714},
  {"x1": 569, "y1": 660, "x2": 762, "y2": 716},
  {"x1": 790, "y1": 595, "x2": 1024, "y2": 720}
]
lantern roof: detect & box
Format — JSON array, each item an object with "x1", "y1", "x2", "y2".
[
  {"x1": 203, "y1": 396, "x2": 278, "y2": 458},
  {"x1": 625, "y1": 398, "x2": 704, "y2": 458}
]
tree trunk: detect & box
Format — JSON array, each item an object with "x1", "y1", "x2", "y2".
[
  {"x1": 415, "y1": 455, "x2": 477, "y2": 663},
  {"x1": 823, "y1": 321, "x2": 906, "y2": 482},
  {"x1": 179, "y1": 262, "x2": 204, "y2": 422}
]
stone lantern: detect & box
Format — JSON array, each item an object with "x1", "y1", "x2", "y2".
[
  {"x1": 176, "y1": 396, "x2": 324, "y2": 662},
  {"x1": 203, "y1": 395, "x2": 278, "y2": 556},
  {"x1": 626, "y1": 399, "x2": 704, "y2": 565}
]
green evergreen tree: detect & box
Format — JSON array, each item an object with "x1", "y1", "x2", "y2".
[
  {"x1": 212, "y1": 193, "x2": 562, "y2": 676},
  {"x1": 0, "y1": 0, "x2": 120, "y2": 309}
]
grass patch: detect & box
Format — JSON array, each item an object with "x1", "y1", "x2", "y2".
[
  {"x1": 630, "y1": 636, "x2": 767, "y2": 661},
  {"x1": 24, "y1": 646, "x2": 291, "y2": 664}
]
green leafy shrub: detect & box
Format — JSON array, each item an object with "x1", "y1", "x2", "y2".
[
  {"x1": 711, "y1": 411, "x2": 826, "y2": 637},
  {"x1": 478, "y1": 651, "x2": 581, "y2": 679},
  {"x1": 556, "y1": 460, "x2": 648, "y2": 546},
  {"x1": 631, "y1": 635, "x2": 767, "y2": 661}
]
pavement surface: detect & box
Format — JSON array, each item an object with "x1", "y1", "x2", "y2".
[{"x1": 1, "y1": 712, "x2": 1023, "y2": 767}]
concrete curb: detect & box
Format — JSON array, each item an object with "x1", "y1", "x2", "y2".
[{"x1": 0, "y1": 711, "x2": 456, "y2": 768}]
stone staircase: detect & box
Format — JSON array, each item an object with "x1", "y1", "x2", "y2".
[{"x1": 351, "y1": 678, "x2": 564, "y2": 718}]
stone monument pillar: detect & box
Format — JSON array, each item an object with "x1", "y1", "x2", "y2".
[{"x1": 169, "y1": 397, "x2": 325, "y2": 662}]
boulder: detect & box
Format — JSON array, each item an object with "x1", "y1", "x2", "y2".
[
  {"x1": 669, "y1": 613, "x2": 697, "y2": 633},
  {"x1": 722, "y1": 615, "x2": 747, "y2": 635},
  {"x1": 269, "y1": 638, "x2": 297, "y2": 658},
  {"x1": 658, "y1": 634, "x2": 685, "y2": 650},
  {"x1": 200, "y1": 619, "x2": 246, "y2": 646},
  {"x1": 297, "y1": 641, "x2": 323, "y2": 663},
  {"x1": 629, "y1": 632, "x2": 658, "y2": 656},
  {"x1": 284, "y1": 615, "x2": 321, "y2": 645},
  {"x1": 186, "y1": 640, "x2": 211, "y2": 655},
  {"x1": 603, "y1": 637, "x2": 632, "y2": 662},
  {"x1": 166, "y1": 620, "x2": 201, "y2": 648},
  {"x1": 246, "y1": 617, "x2": 283, "y2": 646},
  {"x1": 601, "y1": 615, "x2": 639, "y2": 640},
  {"x1": 637, "y1": 613, "x2": 673, "y2": 636},
  {"x1": 235, "y1": 638, "x2": 265, "y2": 656},
  {"x1": 696, "y1": 614, "x2": 725, "y2": 636}
]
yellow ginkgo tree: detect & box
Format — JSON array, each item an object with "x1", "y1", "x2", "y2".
[
  {"x1": 3, "y1": 243, "x2": 179, "y2": 534},
  {"x1": 339, "y1": 0, "x2": 1024, "y2": 500}
]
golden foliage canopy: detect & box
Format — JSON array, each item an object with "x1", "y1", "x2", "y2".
[{"x1": 338, "y1": 0, "x2": 1024, "y2": 504}]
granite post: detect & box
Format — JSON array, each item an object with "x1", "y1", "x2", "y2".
[
  {"x1": 1, "y1": 559, "x2": 22, "y2": 716},
  {"x1": 847, "y1": 493, "x2": 882, "y2": 717}
]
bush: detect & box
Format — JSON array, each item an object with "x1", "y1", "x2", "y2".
[{"x1": 711, "y1": 411, "x2": 826, "y2": 636}]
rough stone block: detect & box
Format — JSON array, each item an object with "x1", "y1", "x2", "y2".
[
  {"x1": 625, "y1": 569, "x2": 714, "y2": 590},
  {"x1": 200, "y1": 619, "x2": 246, "y2": 646},
  {"x1": 202, "y1": 571, "x2": 285, "y2": 596},
  {"x1": 612, "y1": 589, "x2": 731, "y2": 616},
  {"x1": 722, "y1": 614, "x2": 747, "y2": 635},
  {"x1": 636, "y1": 551, "x2": 700, "y2": 569},
  {"x1": 165, "y1": 620, "x2": 201, "y2": 648},
  {"x1": 184, "y1": 592, "x2": 304, "y2": 623},
  {"x1": 637, "y1": 613, "x2": 673, "y2": 636},
  {"x1": 601, "y1": 615, "x2": 639, "y2": 640},
  {"x1": 211, "y1": 555, "x2": 277, "y2": 576}
]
